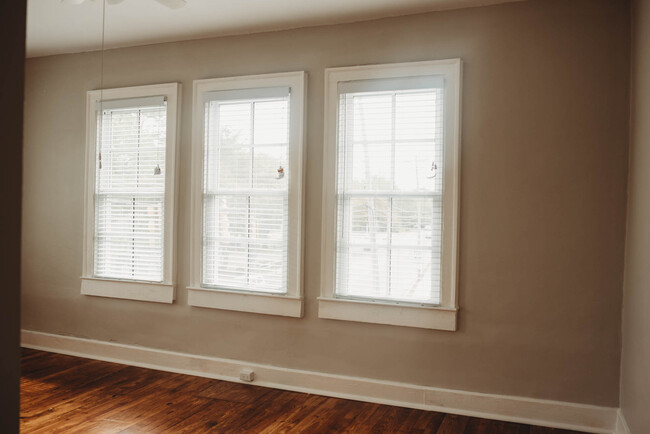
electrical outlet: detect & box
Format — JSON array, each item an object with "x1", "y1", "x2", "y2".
[{"x1": 240, "y1": 368, "x2": 254, "y2": 382}]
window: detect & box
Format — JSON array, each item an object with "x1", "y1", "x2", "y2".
[
  {"x1": 320, "y1": 60, "x2": 461, "y2": 330},
  {"x1": 81, "y1": 83, "x2": 180, "y2": 303},
  {"x1": 188, "y1": 72, "x2": 306, "y2": 317}
]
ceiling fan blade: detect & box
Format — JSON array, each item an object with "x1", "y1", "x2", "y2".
[{"x1": 153, "y1": 0, "x2": 187, "y2": 9}]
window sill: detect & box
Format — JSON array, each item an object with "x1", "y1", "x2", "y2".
[
  {"x1": 80, "y1": 277, "x2": 175, "y2": 304},
  {"x1": 318, "y1": 297, "x2": 457, "y2": 331},
  {"x1": 187, "y1": 287, "x2": 303, "y2": 318}
]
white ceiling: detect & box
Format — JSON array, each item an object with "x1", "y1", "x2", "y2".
[{"x1": 27, "y1": 0, "x2": 521, "y2": 58}]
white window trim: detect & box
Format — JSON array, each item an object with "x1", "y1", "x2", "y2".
[
  {"x1": 188, "y1": 71, "x2": 306, "y2": 318},
  {"x1": 81, "y1": 83, "x2": 181, "y2": 304},
  {"x1": 319, "y1": 59, "x2": 462, "y2": 330}
]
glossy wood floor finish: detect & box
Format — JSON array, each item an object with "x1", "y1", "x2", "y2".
[{"x1": 21, "y1": 349, "x2": 587, "y2": 433}]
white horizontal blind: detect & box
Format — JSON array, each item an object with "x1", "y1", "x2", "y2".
[
  {"x1": 336, "y1": 80, "x2": 444, "y2": 304},
  {"x1": 202, "y1": 91, "x2": 290, "y2": 293},
  {"x1": 94, "y1": 101, "x2": 167, "y2": 282}
]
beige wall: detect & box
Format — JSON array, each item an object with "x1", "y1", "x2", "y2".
[
  {"x1": 21, "y1": 0, "x2": 630, "y2": 406},
  {"x1": 620, "y1": 0, "x2": 650, "y2": 430}
]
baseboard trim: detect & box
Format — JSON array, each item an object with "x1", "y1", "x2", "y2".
[
  {"x1": 615, "y1": 409, "x2": 632, "y2": 434},
  {"x1": 21, "y1": 330, "x2": 617, "y2": 434}
]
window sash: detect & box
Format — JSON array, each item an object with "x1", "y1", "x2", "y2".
[
  {"x1": 93, "y1": 103, "x2": 167, "y2": 283},
  {"x1": 334, "y1": 87, "x2": 444, "y2": 305},
  {"x1": 201, "y1": 94, "x2": 291, "y2": 294}
]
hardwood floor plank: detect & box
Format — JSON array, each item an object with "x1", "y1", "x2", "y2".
[
  {"x1": 21, "y1": 352, "x2": 90, "y2": 379},
  {"x1": 162, "y1": 399, "x2": 246, "y2": 433},
  {"x1": 397, "y1": 408, "x2": 427, "y2": 433},
  {"x1": 487, "y1": 420, "x2": 530, "y2": 434},
  {"x1": 411, "y1": 409, "x2": 447, "y2": 433},
  {"x1": 368, "y1": 405, "x2": 414, "y2": 432},
  {"x1": 20, "y1": 349, "x2": 589, "y2": 434},
  {"x1": 288, "y1": 396, "x2": 357, "y2": 433},
  {"x1": 196, "y1": 378, "x2": 273, "y2": 403},
  {"x1": 260, "y1": 394, "x2": 336, "y2": 433},
  {"x1": 463, "y1": 417, "x2": 491, "y2": 434},
  {"x1": 436, "y1": 413, "x2": 470, "y2": 434},
  {"x1": 340, "y1": 403, "x2": 393, "y2": 434},
  {"x1": 230, "y1": 389, "x2": 310, "y2": 433},
  {"x1": 112, "y1": 391, "x2": 216, "y2": 432}
]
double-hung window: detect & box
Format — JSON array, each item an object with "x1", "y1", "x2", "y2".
[
  {"x1": 188, "y1": 72, "x2": 306, "y2": 317},
  {"x1": 81, "y1": 83, "x2": 180, "y2": 303},
  {"x1": 320, "y1": 60, "x2": 461, "y2": 330}
]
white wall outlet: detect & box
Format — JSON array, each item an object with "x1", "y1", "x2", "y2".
[{"x1": 239, "y1": 368, "x2": 254, "y2": 382}]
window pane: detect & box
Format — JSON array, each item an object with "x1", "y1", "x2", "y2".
[
  {"x1": 203, "y1": 94, "x2": 290, "y2": 293},
  {"x1": 253, "y1": 146, "x2": 287, "y2": 190},
  {"x1": 335, "y1": 86, "x2": 444, "y2": 304},
  {"x1": 254, "y1": 100, "x2": 288, "y2": 145},
  {"x1": 94, "y1": 104, "x2": 166, "y2": 282},
  {"x1": 390, "y1": 198, "x2": 436, "y2": 247},
  {"x1": 337, "y1": 247, "x2": 389, "y2": 298},
  {"x1": 349, "y1": 143, "x2": 392, "y2": 191},
  {"x1": 218, "y1": 102, "x2": 251, "y2": 146},
  {"x1": 204, "y1": 240, "x2": 248, "y2": 288},
  {"x1": 215, "y1": 147, "x2": 251, "y2": 191},
  {"x1": 343, "y1": 197, "x2": 389, "y2": 245}
]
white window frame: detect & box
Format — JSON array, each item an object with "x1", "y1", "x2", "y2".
[
  {"x1": 319, "y1": 59, "x2": 462, "y2": 330},
  {"x1": 188, "y1": 72, "x2": 306, "y2": 318},
  {"x1": 81, "y1": 83, "x2": 181, "y2": 304}
]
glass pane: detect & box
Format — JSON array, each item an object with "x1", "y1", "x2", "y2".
[
  {"x1": 248, "y1": 242, "x2": 285, "y2": 292},
  {"x1": 216, "y1": 147, "x2": 251, "y2": 191},
  {"x1": 349, "y1": 143, "x2": 392, "y2": 191},
  {"x1": 394, "y1": 142, "x2": 439, "y2": 192},
  {"x1": 352, "y1": 94, "x2": 392, "y2": 142},
  {"x1": 94, "y1": 104, "x2": 166, "y2": 283},
  {"x1": 254, "y1": 100, "x2": 288, "y2": 145},
  {"x1": 337, "y1": 247, "x2": 389, "y2": 298},
  {"x1": 344, "y1": 197, "x2": 389, "y2": 245},
  {"x1": 252, "y1": 146, "x2": 287, "y2": 190},
  {"x1": 218, "y1": 102, "x2": 251, "y2": 146},
  {"x1": 335, "y1": 87, "x2": 444, "y2": 304},
  {"x1": 202, "y1": 94, "x2": 290, "y2": 293},
  {"x1": 204, "y1": 195, "x2": 248, "y2": 239},
  {"x1": 203, "y1": 241, "x2": 248, "y2": 288},
  {"x1": 390, "y1": 198, "x2": 434, "y2": 247},
  {"x1": 395, "y1": 91, "x2": 440, "y2": 141},
  {"x1": 249, "y1": 196, "x2": 286, "y2": 242},
  {"x1": 389, "y1": 248, "x2": 434, "y2": 302}
]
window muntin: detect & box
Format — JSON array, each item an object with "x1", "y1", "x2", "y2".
[
  {"x1": 202, "y1": 91, "x2": 291, "y2": 293},
  {"x1": 335, "y1": 84, "x2": 444, "y2": 305},
  {"x1": 94, "y1": 101, "x2": 167, "y2": 283}
]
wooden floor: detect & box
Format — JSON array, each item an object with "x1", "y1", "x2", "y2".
[{"x1": 21, "y1": 349, "x2": 586, "y2": 434}]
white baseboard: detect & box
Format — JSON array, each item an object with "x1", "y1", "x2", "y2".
[
  {"x1": 21, "y1": 330, "x2": 617, "y2": 434},
  {"x1": 615, "y1": 409, "x2": 632, "y2": 434}
]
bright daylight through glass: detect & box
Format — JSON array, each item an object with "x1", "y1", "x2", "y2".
[
  {"x1": 202, "y1": 95, "x2": 290, "y2": 293},
  {"x1": 336, "y1": 87, "x2": 444, "y2": 304}
]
